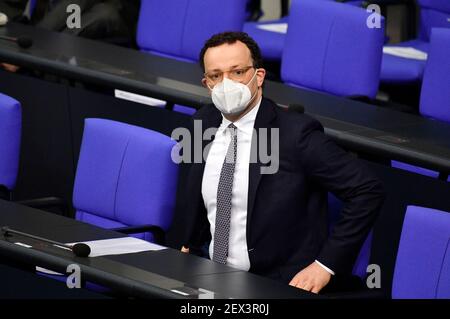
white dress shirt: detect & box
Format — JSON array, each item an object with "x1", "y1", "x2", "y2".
[
  {"x1": 202, "y1": 98, "x2": 261, "y2": 271},
  {"x1": 202, "y1": 98, "x2": 334, "y2": 275}
]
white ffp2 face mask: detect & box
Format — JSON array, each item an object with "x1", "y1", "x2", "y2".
[{"x1": 211, "y1": 71, "x2": 258, "y2": 115}]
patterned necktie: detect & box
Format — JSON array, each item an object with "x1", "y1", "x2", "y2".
[{"x1": 213, "y1": 123, "x2": 237, "y2": 264}]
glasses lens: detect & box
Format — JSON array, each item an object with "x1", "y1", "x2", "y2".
[
  {"x1": 206, "y1": 72, "x2": 222, "y2": 85},
  {"x1": 229, "y1": 68, "x2": 249, "y2": 81}
]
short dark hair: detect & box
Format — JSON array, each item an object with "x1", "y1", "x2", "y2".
[{"x1": 199, "y1": 31, "x2": 263, "y2": 72}]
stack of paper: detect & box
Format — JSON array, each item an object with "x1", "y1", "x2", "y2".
[
  {"x1": 77, "y1": 237, "x2": 166, "y2": 257},
  {"x1": 257, "y1": 23, "x2": 288, "y2": 34},
  {"x1": 34, "y1": 237, "x2": 167, "y2": 275},
  {"x1": 383, "y1": 46, "x2": 428, "y2": 60}
]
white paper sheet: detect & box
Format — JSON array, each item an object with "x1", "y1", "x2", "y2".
[
  {"x1": 256, "y1": 23, "x2": 288, "y2": 34},
  {"x1": 383, "y1": 46, "x2": 428, "y2": 60},
  {"x1": 114, "y1": 89, "x2": 167, "y2": 107},
  {"x1": 73, "y1": 237, "x2": 167, "y2": 257},
  {"x1": 34, "y1": 237, "x2": 167, "y2": 275}
]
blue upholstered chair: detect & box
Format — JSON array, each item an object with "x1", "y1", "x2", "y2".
[
  {"x1": 281, "y1": 0, "x2": 385, "y2": 98},
  {"x1": 392, "y1": 205, "x2": 450, "y2": 299},
  {"x1": 137, "y1": 0, "x2": 247, "y2": 114},
  {"x1": 137, "y1": 0, "x2": 247, "y2": 62},
  {"x1": 243, "y1": 16, "x2": 289, "y2": 62},
  {"x1": 419, "y1": 28, "x2": 450, "y2": 123},
  {"x1": 243, "y1": 0, "x2": 367, "y2": 62},
  {"x1": 391, "y1": 28, "x2": 450, "y2": 179},
  {"x1": 0, "y1": 93, "x2": 21, "y2": 200},
  {"x1": 73, "y1": 119, "x2": 179, "y2": 243},
  {"x1": 381, "y1": 0, "x2": 450, "y2": 84}
]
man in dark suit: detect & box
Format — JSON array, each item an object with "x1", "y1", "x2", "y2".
[{"x1": 177, "y1": 32, "x2": 385, "y2": 294}]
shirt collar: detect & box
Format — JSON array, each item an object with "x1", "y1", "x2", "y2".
[{"x1": 219, "y1": 97, "x2": 262, "y2": 136}]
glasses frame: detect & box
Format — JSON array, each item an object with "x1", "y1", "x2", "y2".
[{"x1": 204, "y1": 65, "x2": 255, "y2": 88}]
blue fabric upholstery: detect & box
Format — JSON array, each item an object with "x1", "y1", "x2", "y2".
[
  {"x1": 392, "y1": 205, "x2": 450, "y2": 299},
  {"x1": 381, "y1": 40, "x2": 429, "y2": 84},
  {"x1": 243, "y1": 0, "x2": 361, "y2": 62},
  {"x1": 391, "y1": 160, "x2": 440, "y2": 178},
  {"x1": 137, "y1": 0, "x2": 247, "y2": 62},
  {"x1": 0, "y1": 93, "x2": 21, "y2": 191},
  {"x1": 243, "y1": 17, "x2": 289, "y2": 61},
  {"x1": 345, "y1": 1, "x2": 364, "y2": 6},
  {"x1": 418, "y1": 0, "x2": 450, "y2": 41},
  {"x1": 281, "y1": 0, "x2": 385, "y2": 98},
  {"x1": 420, "y1": 28, "x2": 450, "y2": 123},
  {"x1": 381, "y1": 0, "x2": 450, "y2": 83},
  {"x1": 173, "y1": 104, "x2": 197, "y2": 115},
  {"x1": 73, "y1": 119, "x2": 178, "y2": 242},
  {"x1": 391, "y1": 29, "x2": 450, "y2": 178}
]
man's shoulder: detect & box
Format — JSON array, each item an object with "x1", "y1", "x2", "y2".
[{"x1": 264, "y1": 98, "x2": 324, "y2": 135}]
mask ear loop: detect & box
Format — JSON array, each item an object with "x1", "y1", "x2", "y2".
[{"x1": 246, "y1": 69, "x2": 260, "y2": 105}]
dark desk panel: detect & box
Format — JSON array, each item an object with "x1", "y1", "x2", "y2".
[
  {"x1": 1, "y1": 23, "x2": 449, "y2": 173},
  {"x1": 0, "y1": 199, "x2": 313, "y2": 299},
  {"x1": 0, "y1": 263, "x2": 110, "y2": 299}
]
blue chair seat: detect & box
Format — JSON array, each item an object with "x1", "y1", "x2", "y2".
[
  {"x1": 381, "y1": 40, "x2": 429, "y2": 84},
  {"x1": 243, "y1": 17, "x2": 288, "y2": 61},
  {"x1": 380, "y1": 0, "x2": 450, "y2": 84}
]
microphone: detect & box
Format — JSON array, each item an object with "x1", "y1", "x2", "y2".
[
  {"x1": 0, "y1": 35, "x2": 33, "y2": 48},
  {"x1": 1, "y1": 226, "x2": 91, "y2": 257},
  {"x1": 288, "y1": 103, "x2": 306, "y2": 114}
]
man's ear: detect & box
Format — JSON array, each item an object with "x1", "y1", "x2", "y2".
[
  {"x1": 201, "y1": 78, "x2": 209, "y2": 88},
  {"x1": 256, "y1": 68, "x2": 266, "y2": 87}
]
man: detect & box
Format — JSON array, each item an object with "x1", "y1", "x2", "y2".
[{"x1": 177, "y1": 32, "x2": 385, "y2": 294}]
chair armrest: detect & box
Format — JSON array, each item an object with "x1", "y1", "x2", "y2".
[
  {"x1": 16, "y1": 196, "x2": 67, "y2": 209},
  {"x1": 111, "y1": 224, "x2": 166, "y2": 245},
  {"x1": 16, "y1": 197, "x2": 71, "y2": 217}
]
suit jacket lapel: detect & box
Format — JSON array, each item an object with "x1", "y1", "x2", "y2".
[{"x1": 247, "y1": 98, "x2": 277, "y2": 238}]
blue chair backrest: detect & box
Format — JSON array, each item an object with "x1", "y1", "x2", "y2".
[
  {"x1": 136, "y1": 0, "x2": 247, "y2": 62},
  {"x1": 0, "y1": 93, "x2": 21, "y2": 191},
  {"x1": 417, "y1": 0, "x2": 450, "y2": 41},
  {"x1": 281, "y1": 0, "x2": 385, "y2": 98},
  {"x1": 73, "y1": 119, "x2": 178, "y2": 242},
  {"x1": 392, "y1": 205, "x2": 450, "y2": 299},
  {"x1": 420, "y1": 28, "x2": 450, "y2": 123}
]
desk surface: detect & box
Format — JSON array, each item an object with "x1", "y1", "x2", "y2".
[
  {"x1": 0, "y1": 199, "x2": 313, "y2": 299},
  {"x1": 1, "y1": 23, "x2": 449, "y2": 173}
]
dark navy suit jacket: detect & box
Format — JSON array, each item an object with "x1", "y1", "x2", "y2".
[{"x1": 178, "y1": 97, "x2": 385, "y2": 283}]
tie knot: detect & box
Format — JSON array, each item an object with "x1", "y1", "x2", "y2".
[{"x1": 228, "y1": 123, "x2": 237, "y2": 131}]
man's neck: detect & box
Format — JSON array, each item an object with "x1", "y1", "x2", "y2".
[{"x1": 223, "y1": 89, "x2": 262, "y2": 123}]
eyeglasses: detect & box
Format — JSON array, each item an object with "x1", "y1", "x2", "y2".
[{"x1": 204, "y1": 65, "x2": 255, "y2": 86}]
